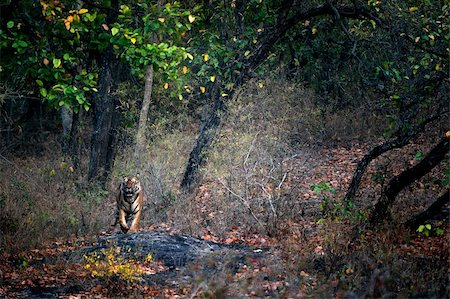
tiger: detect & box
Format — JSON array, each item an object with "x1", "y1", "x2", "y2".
[{"x1": 110, "y1": 175, "x2": 143, "y2": 233}]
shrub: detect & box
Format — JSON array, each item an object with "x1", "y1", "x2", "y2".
[{"x1": 84, "y1": 246, "x2": 148, "y2": 285}]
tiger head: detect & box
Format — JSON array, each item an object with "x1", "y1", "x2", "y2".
[{"x1": 121, "y1": 175, "x2": 141, "y2": 198}]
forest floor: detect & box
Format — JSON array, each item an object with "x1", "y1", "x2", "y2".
[{"x1": 0, "y1": 142, "x2": 448, "y2": 298}]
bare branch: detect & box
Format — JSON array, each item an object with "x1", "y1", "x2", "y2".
[{"x1": 218, "y1": 179, "x2": 265, "y2": 229}]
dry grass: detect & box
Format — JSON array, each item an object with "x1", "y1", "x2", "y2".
[
  {"x1": 0, "y1": 77, "x2": 382, "y2": 252},
  {"x1": 0, "y1": 77, "x2": 447, "y2": 297},
  {"x1": 0, "y1": 144, "x2": 111, "y2": 252}
]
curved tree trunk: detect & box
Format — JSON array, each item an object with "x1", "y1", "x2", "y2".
[
  {"x1": 344, "y1": 135, "x2": 416, "y2": 203},
  {"x1": 405, "y1": 189, "x2": 449, "y2": 229},
  {"x1": 180, "y1": 2, "x2": 383, "y2": 191},
  {"x1": 181, "y1": 83, "x2": 224, "y2": 190},
  {"x1": 369, "y1": 135, "x2": 449, "y2": 224},
  {"x1": 343, "y1": 113, "x2": 442, "y2": 205}
]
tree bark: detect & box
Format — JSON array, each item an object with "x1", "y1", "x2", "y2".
[
  {"x1": 344, "y1": 136, "x2": 415, "y2": 203},
  {"x1": 181, "y1": 83, "x2": 223, "y2": 190},
  {"x1": 181, "y1": 3, "x2": 383, "y2": 191},
  {"x1": 88, "y1": 51, "x2": 113, "y2": 181},
  {"x1": 369, "y1": 135, "x2": 449, "y2": 224},
  {"x1": 405, "y1": 189, "x2": 449, "y2": 229},
  {"x1": 343, "y1": 114, "x2": 442, "y2": 204},
  {"x1": 134, "y1": 65, "x2": 154, "y2": 171},
  {"x1": 87, "y1": 0, "x2": 120, "y2": 183}
]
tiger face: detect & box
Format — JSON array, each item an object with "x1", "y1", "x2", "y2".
[
  {"x1": 121, "y1": 176, "x2": 141, "y2": 202},
  {"x1": 111, "y1": 175, "x2": 143, "y2": 233}
]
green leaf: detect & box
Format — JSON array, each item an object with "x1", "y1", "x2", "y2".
[
  {"x1": 16, "y1": 40, "x2": 27, "y2": 47},
  {"x1": 36, "y1": 79, "x2": 44, "y2": 87},
  {"x1": 76, "y1": 94, "x2": 85, "y2": 104},
  {"x1": 7, "y1": 21, "x2": 14, "y2": 29},
  {"x1": 39, "y1": 87, "x2": 47, "y2": 97},
  {"x1": 425, "y1": 224, "x2": 431, "y2": 230},
  {"x1": 53, "y1": 58, "x2": 62, "y2": 68},
  {"x1": 111, "y1": 27, "x2": 119, "y2": 36},
  {"x1": 317, "y1": 218, "x2": 326, "y2": 225},
  {"x1": 443, "y1": 178, "x2": 450, "y2": 186},
  {"x1": 417, "y1": 225, "x2": 424, "y2": 233},
  {"x1": 435, "y1": 228, "x2": 444, "y2": 236},
  {"x1": 63, "y1": 86, "x2": 72, "y2": 95},
  {"x1": 415, "y1": 152, "x2": 424, "y2": 160}
]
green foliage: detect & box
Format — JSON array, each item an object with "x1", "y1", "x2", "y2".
[
  {"x1": 178, "y1": 0, "x2": 288, "y2": 102},
  {"x1": 16, "y1": 255, "x2": 30, "y2": 269},
  {"x1": 374, "y1": 2, "x2": 448, "y2": 138},
  {"x1": 415, "y1": 151, "x2": 424, "y2": 160},
  {"x1": 371, "y1": 171, "x2": 385, "y2": 184},
  {"x1": 110, "y1": 2, "x2": 193, "y2": 98},
  {"x1": 312, "y1": 181, "x2": 367, "y2": 223},
  {"x1": 311, "y1": 180, "x2": 336, "y2": 194},
  {"x1": 416, "y1": 223, "x2": 444, "y2": 237},
  {"x1": 435, "y1": 228, "x2": 444, "y2": 236},
  {"x1": 318, "y1": 197, "x2": 368, "y2": 224},
  {"x1": 442, "y1": 166, "x2": 450, "y2": 187},
  {"x1": 0, "y1": 3, "x2": 99, "y2": 111},
  {"x1": 416, "y1": 224, "x2": 431, "y2": 237},
  {"x1": 79, "y1": 184, "x2": 108, "y2": 205},
  {"x1": 0, "y1": 0, "x2": 193, "y2": 112}
]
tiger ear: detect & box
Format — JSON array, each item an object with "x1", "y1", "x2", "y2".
[{"x1": 136, "y1": 173, "x2": 140, "y2": 178}]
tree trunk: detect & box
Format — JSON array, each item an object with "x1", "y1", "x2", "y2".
[
  {"x1": 134, "y1": 65, "x2": 154, "y2": 171},
  {"x1": 405, "y1": 189, "x2": 449, "y2": 229},
  {"x1": 87, "y1": 0, "x2": 119, "y2": 183},
  {"x1": 369, "y1": 135, "x2": 449, "y2": 224},
  {"x1": 181, "y1": 83, "x2": 224, "y2": 190},
  {"x1": 104, "y1": 102, "x2": 120, "y2": 178},
  {"x1": 87, "y1": 50, "x2": 118, "y2": 182},
  {"x1": 181, "y1": 3, "x2": 382, "y2": 191},
  {"x1": 344, "y1": 136, "x2": 414, "y2": 203},
  {"x1": 343, "y1": 114, "x2": 442, "y2": 205}
]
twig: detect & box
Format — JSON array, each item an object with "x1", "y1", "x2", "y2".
[
  {"x1": 0, "y1": 153, "x2": 34, "y2": 182},
  {"x1": 277, "y1": 172, "x2": 288, "y2": 190},
  {"x1": 190, "y1": 282, "x2": 207, "y2": 299},
  {"x1": 0, "y1": 153, "x2": 46, "y2": 194},
  {"x1": 243, "y1": 131, "x2": 260, "y2": 168},
  {"x1": 219, "y1": 178, "x2": 265, "y2": 229},
  {"x1": 255, "y1": 182, "x2": 274, "y2": 215}
]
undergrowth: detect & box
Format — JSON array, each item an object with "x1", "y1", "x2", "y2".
[
  {"x1": 84, "y1": 246, "x2": 149, "y2": 284},
  {"x1": 0, "y1": 77, "x2": 447, "y2": 298}
]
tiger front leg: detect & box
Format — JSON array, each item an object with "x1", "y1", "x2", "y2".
[
  {"x1": 118, "y1": 209, "x2": 129, "y2": 233},
  {"x1": 128, "y1": 209, "x2": 142, "y2": 233}
]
